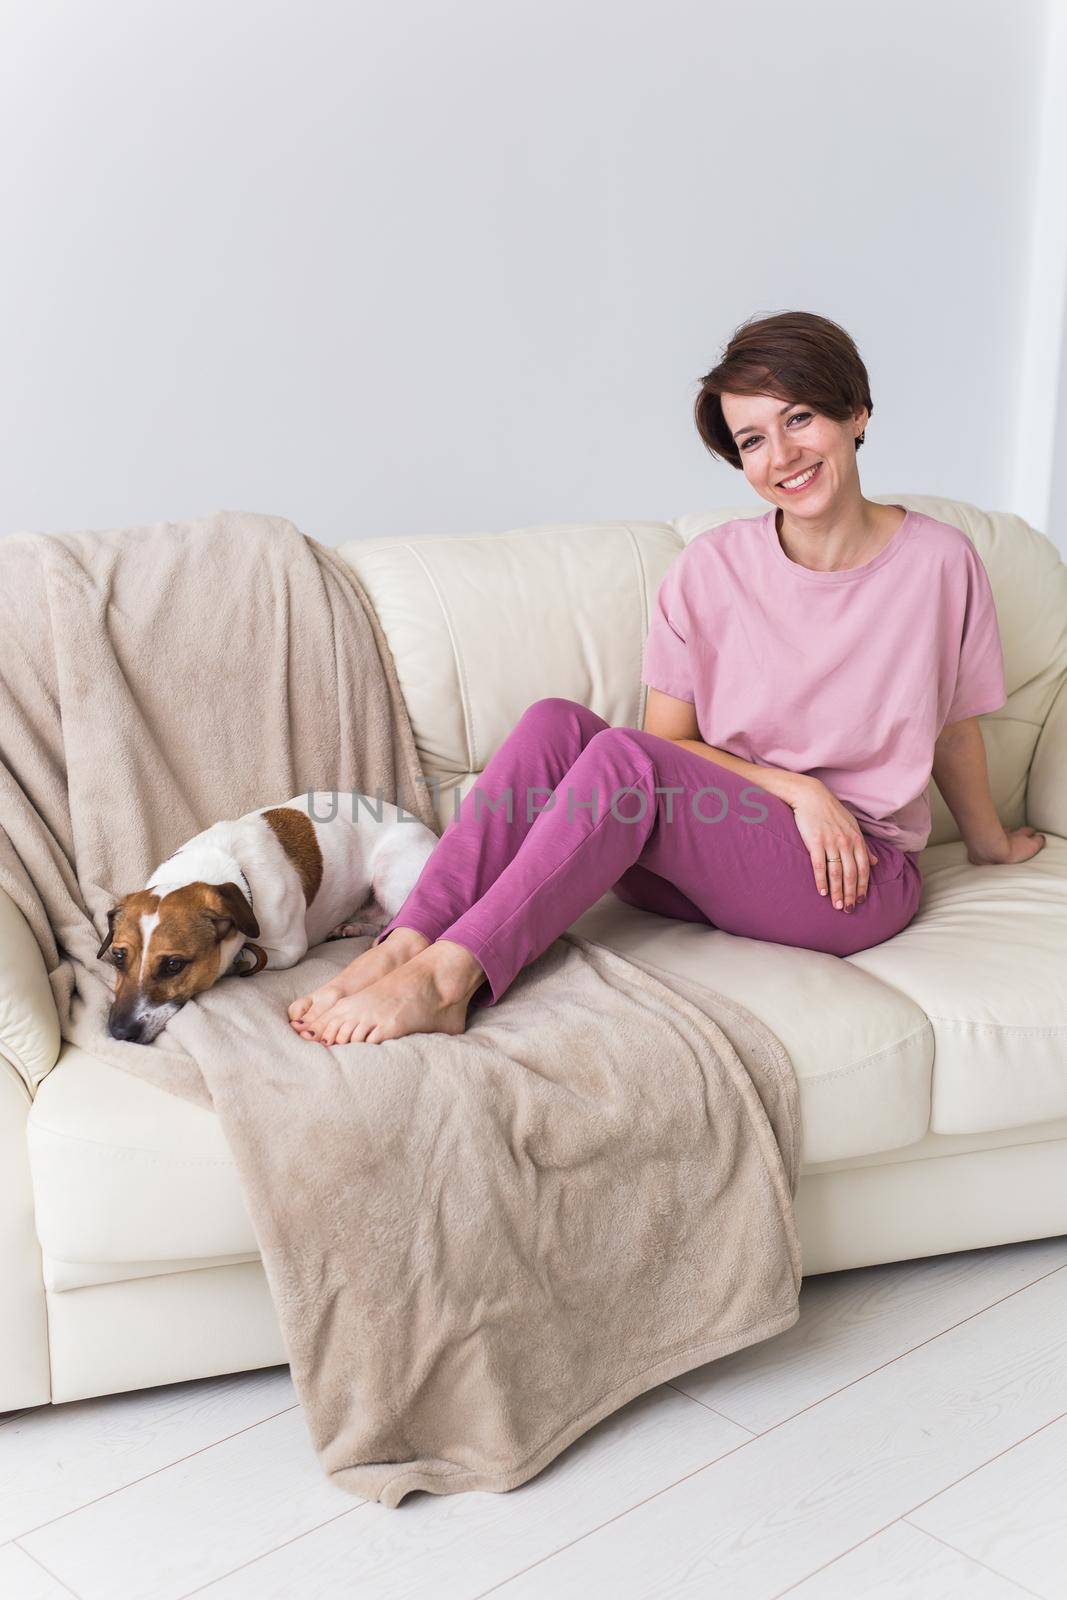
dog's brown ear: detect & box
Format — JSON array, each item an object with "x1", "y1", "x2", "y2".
[
  {"x1": 96, "y1": 906, "x2": 120, "y2": 960},
  {"x1": 206, "y1": 882, "x2": 260, "y2": 941}
]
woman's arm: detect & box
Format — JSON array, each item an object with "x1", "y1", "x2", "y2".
[
  {"x1": 642, "y1": 685, "x2": 877, "y2": 909},
  {"x1": 932, "y1": 716, "x2": 1044, "y2": 864},
  {"x1": 642, "y1": 686, "x2": 807, "y2": 804}
]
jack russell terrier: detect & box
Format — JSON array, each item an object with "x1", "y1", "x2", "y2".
[{"x1": 97, "y1": 792, "x2": 437, "y2": 1044}]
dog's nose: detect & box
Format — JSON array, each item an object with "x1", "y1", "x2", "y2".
[{"x1": 109, "y1": 1017, "x2": 144, "y2": 1043}]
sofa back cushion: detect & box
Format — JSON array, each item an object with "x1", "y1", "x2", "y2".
[{"x1": 337, "y1": 494, "x2": 1067, "y2": 846}]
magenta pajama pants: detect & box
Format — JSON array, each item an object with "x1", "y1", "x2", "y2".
[{"x1": 376, "y1": 697, "x2": 923, "y2": 1007}]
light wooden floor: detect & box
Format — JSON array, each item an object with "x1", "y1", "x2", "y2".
[{"x1": 4, "y1": 1236, "x2": 1067, "y2": 1600}]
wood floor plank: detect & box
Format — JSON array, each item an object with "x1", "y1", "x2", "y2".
[
  {"x1": 909, "y1": 1410, "x2": 1067, "y2": 1597},
  {"x1": 9, "y1": 1242, "x2": 1067, "y2": 1600},
  {"x1": 0, "y1": 1542, "x2": 79, "y2": 1600},
  {"x1": 485, "y1": 1265, "x2": 1067, "y2": 1600},
  {"x1": 673, "y1": 1237, "x2": 1067, "y2": 1433},
  {"x1": 17, "y1": 1406, "x2": 356, "y2": 1600},
  {"x1": 170, "y1": 1387, "x2": 743, "y2": 1600},
  {"x1": 0, "y1": 1366, "x2": 296, "y2": 1546},
  {"x1": 786, "y1": 1521, "x2": 1036, "y2": 1597}
]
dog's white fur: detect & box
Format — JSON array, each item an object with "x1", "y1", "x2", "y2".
[
  {"x1": 102, "y1": 792, "x2": 439, "y2": 1041},
  {"x1": 147, "y1": 791, "x2": 438, "y2": 971}
]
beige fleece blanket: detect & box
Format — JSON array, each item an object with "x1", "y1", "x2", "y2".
[{"x1": 0, "y1": 511, "x2": 801, "y2": 1506}]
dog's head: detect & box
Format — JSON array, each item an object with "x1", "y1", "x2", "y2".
[{"x1": 96, "y1": 881, "x2": 261, "y2": 1044}]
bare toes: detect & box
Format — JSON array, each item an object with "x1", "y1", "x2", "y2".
[{"x1": 304, "y1": 1002, "x2": 337, "y2": 1029}]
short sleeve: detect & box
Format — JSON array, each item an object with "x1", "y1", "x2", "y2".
[
  {"x1": 641, "y1": 554, "x2": 696, "y2": 704},
  {"x1": 942, "y1": 542, "x2": 1007, "y2": 726}
]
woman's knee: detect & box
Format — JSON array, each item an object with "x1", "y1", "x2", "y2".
[
  {"x1": 521, "y1": 696, "x2": 609, "y2": 741},
  {"x1": 581, "y1": 725, "x2": 658, "y2": 768}
]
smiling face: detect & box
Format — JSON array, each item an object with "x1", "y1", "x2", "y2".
[
  {"x1": 97, "y1": 882, "x2": 258, "y2": 1044},
  {"x1": 720, "y1": 391, "x2": 868, "y2": 519}
]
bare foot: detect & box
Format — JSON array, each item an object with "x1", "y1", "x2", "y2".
[
  {"x1": 287, "y1": 927, "x2": 430, "y2": 1038},
  {"x1": 306, "y1": 940, "x2": 488, "y2": 1046}
]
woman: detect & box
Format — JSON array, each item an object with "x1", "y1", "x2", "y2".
[{"x1": 288, "y1": 310, "x2": 1044, "y2": 1046}]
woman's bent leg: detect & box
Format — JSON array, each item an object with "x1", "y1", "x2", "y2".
[
  {"x1": 375, "y1": 697, "x2": 610, "y2": 947},
  {"x1": 610, "y1": 861, "x2": 713, "y2": 924},
  {"x1": 437, "y1": 727, "x2": 923, "y2": 1006}
]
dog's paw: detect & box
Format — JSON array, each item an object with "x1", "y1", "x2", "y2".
[{"x1": 326, "y1": 918, "x2": 381, "y2": 940}]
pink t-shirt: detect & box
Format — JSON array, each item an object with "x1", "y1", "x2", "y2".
[{"x1": 640, "y1": 506, "x2": 1007, "y2": 854}]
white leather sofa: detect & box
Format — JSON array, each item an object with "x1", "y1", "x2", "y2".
[{"x1": 5, "y1": 492, "x2": 1067, "y2": 1415}]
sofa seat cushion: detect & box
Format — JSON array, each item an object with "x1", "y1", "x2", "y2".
[
  {"x1": 27, "y1": 1046, "x2": 259, "y2": 1266},
  {"x1": 28, "y1": 839, "x2": 1063, "y2": 1275},
  {"x1": 569, "y1": 893, "x2": 933, "y2": 1165},
  {"x1": 843, "y1": 835, "x2": 1067, "y2": 1135},
  {"x1": 26, "y1": 901, "x2": 936, "y2": 1270}
]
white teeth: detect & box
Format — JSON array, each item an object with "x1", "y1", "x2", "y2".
[{"x1": 780, "y1": 463, "x2": 819, "y2": 489}]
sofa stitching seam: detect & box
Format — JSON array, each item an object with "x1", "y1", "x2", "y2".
[
  {"x1": 0, "y1": 1039, "x2": 37, "y2": 1098},
  {"x1": 623, "y1": 522, "x2": 655, "y2": 716},
  {"x1": 804, "y1": 1021, "x2": 934, "y2": 1084},
  {"x1": 29, "y1": 1124, "x2": 234, "y2": 1164},
  {"x1": 925, "y1": 1016, "x2": 1067, "y2": 1033},
  {"x1": 809, "y1": 1132, "x2": 1067, "y2": 1174},
  {"x1": 598, "y1": 949, "x2": 931, "y2": 1084},
  {"x1": 403, "y1": 542, "x2": 480, "y2": 773}
]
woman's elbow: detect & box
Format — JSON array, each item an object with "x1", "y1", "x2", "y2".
[{"x1": 642, "y1": 685, "x2": 700, "y2": 742}]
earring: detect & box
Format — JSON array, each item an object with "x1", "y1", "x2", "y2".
[{"x1": 857, "y1": 430, "x2": 866, "y2": 443}]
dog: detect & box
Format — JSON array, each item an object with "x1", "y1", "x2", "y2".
[{"x1": 96, "y1": 791, "x2": 438, "y2": 1044}]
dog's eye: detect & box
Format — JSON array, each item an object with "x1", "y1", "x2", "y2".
[
  {"x1": 112, "y1": 949, "x2": 127, "y2": 968},
  {"x1": 161, "y1": 957, "x2": 187, "y2": 977}
]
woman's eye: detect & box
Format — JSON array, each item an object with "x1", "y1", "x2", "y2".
[
  {"x1": 740, "y1": 411, "x2": 810, "y2": 451},
  {"x1": 741, "y1": 411, "x2": 811, "y2": 450}
]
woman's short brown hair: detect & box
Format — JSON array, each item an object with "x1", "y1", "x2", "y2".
[{"x1": 695, "y1": 311, "x2": 874, "y2": 470}]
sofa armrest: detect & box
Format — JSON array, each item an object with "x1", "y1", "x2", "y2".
[{"x1": 0, "y1": 883, "x2": 62, "y2": 1095}]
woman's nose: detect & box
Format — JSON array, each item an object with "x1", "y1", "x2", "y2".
[{"x1": 769, "y1": 444, "x2": 801, "y2": 476}]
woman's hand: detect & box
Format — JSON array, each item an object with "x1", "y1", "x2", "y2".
[
  {"x1": 788, "y1": 775, "x2": 879, "y2": 911},
  {"x1": 967, "y1": 824, "x2": 1046, "y2": 866}
]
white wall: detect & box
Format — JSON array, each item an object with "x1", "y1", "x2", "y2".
[
  {"x1": 1012, "y1": 0, "x2": 1067, "y2": 540},
  {"x1": 0, "y1": 0, "x2": 1056, "y2": 547}
]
